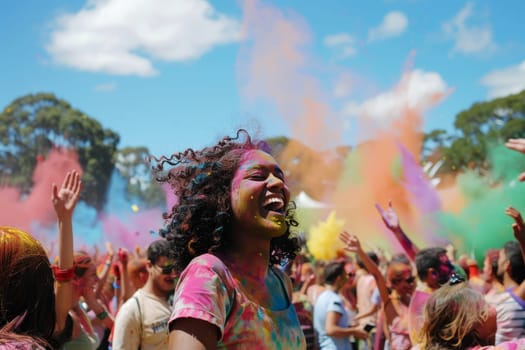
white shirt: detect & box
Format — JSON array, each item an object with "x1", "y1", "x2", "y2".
[{"x1": 112, "y1": 289, "x2": 171, "y2": 350}]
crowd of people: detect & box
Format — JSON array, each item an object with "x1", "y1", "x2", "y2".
[{"x1": 1, "y1": 132, "x2": 525, "y2": 350}]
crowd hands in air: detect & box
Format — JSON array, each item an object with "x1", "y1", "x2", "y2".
[{"x1": 2, "y1": 134, "x2": 525, "y2": 350}]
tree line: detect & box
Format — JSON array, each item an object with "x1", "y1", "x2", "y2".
[{"x1": 1, "y1": 90, "x2": 524, "y2": 210}]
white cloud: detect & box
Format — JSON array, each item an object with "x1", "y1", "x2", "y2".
[
  {"x1": 343, "y1": 69, "x2": 449, "y2": 124},
  {"x1": 368, "y1": 11, "x2": 408, "y2": 42},
  {"x1": 46, "y1": 0, "x2": 241, "y2": 76},
  {"x1": 324, "y1": 33, "x2": 357, "y2": 59},
  {"x1": 94, "y1": 82, "x2": 116, "y2": 92},
  {"x1": 481, "y1": 60, "x2": 525, "y2": 98},
  {"x1": 442, "y1": 2, "x2": 495, "y2": 55}
]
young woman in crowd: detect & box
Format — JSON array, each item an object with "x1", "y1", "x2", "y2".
[
  {"x1": 340, "y1": 232, "x2": 416, "y2": 350},
  {"x1": 416, "y1": 278, "x2": 525, "y2": 350},
  {"x1": 153, "y1": 129, "x2": 306, "y2": 349}
]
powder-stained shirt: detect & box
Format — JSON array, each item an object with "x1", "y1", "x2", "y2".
[
  {"x1": 112, "y1": 289, "x2": 171, "y2": 350},
  {"x1": 169, "y1": 253, "x2": 306, "y2": 350}
]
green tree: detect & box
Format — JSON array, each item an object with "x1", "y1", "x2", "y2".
[
  {"x1": 424, "y1": 89, "x2": 525, "y2": 174},
  {"x1": 116, "y1": 147, "x2": 165, "y2": 207},
  {"x1": 453, "y1": 89, "x2": 525, "y2": 168},
  {"x1": 0, "y1": 93, "x2": 119, "y2": 210}
]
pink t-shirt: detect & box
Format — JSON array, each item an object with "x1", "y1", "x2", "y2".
[
  {"x1": 389, "y1": 300, "x2": 411, "y2": 350},
  {"x1": 169, "y1": 254, "x2": 306, "y2": 349},
  {"x1": 408, "y1": 289, "x2": 430, "y2": 343}
]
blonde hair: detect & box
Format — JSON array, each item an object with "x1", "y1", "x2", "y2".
[{"x1": 418, "y1": 282, "x2": 491, "y2": 349}]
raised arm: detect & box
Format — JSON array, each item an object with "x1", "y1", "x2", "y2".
[
  {"x1": 505, "y1": 206, "x2": 525, "y2": 265},
  {"x1": 506, "y1": 139, "x2": 525, "y2": 181},
  {"x1": 117, "y1": 248, "x2": 132, "y2": 303},
  {"x1": 51, "y1": 170, "x2": 82, "y2": 334},
  {"x1": 505, "y1": 206, "x2": 525, "y2": 300},
  {"x1": 96, "y1": 242, "x2": 115, "y2": 298},
  {"x1": 339, "y1": 232, "x2": 391, "y2": 315},
  {"x1": 375, "y1": 201, "x2": 419, "y2": 261}
]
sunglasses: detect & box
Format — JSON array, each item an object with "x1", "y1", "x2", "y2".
[
  {"x1": 392, "y1": 276, "x2": 416, "y2": 285},
  {"x1": 448, "y1": 273, "x2": 465, "y2": 285},
  {"x1": 157, "y1": 263, "x2": 176, "y2": 275}
]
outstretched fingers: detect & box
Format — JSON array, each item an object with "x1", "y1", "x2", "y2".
[
  {"x1": 506, "y1": 206, "x2": 525, "y2": 241},
  {"x1": 506, "y1": 139, "x2": 525, "y2": 154},
  {"x1": 505, "y1": 206, "x2": 524, "y2": 224},
  {"x1": 339, "y1": 231, "x2": 360, "y2": 252}
]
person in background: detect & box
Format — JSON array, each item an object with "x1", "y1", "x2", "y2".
[
  {"x1": 111, "y1": 239, "x2": 175, "y2": 350},
  {"x1": 490, "y1": 206, "x2": 525, "y2": 344},
  {"x1": 127, "y1": 257, "x2": 149, "y2": 295},
  {"x1": 153, "y1": 129, "x2": 305, "y2": 349},
  {"x1": 341, "y1": 232, "x2": 416, "y2": 350},
  {"x1": 416, "y1": 278, "x2": 509, "y2": 350},
  {"x1": 482, "y1": 248, "x2": 504, "y2": 305},
  {"x1": 375, "y1": 201, "x2": 454, "y2": 343},
  {"x1": 51, "y1": 171, "x2": 114, "y2": 350},
  {"x1": 307, "y1": 261, "x2": 327, "y2": 307},
  {"x1": 313, "y1": 260, "x2": 368, "y2": 350}
]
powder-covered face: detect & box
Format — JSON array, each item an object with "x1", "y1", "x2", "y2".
[
  {"x1": 389, "y1": 268, "x2": 416, "y2": 297},
  {"x1": 230, "y1": 150, "x2": 290, "y2": 239},
  {"x1": 436, "y1": 253, "x2": 454, "y2": 285}
]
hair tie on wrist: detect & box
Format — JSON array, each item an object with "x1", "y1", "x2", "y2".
[{"x1": 52, "y1": 265, "x2": 75, "y2": 282}]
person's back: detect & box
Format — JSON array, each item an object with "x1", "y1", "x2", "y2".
[{"x1": 314, "y1": 289, "x2": 351, "y2": 350}]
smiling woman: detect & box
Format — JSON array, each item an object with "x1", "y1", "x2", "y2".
[{"x1": 152, "y1": 129, "x2": 306, "y2": 349}]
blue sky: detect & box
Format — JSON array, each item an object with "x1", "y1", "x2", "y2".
[{"x1": 2, "y1": 0, "x2": 525, "y2": 157}]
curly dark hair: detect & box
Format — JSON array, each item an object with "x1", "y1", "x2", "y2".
[{"x1": 152, "y1": 129, "x2": 301, "y2": 272}]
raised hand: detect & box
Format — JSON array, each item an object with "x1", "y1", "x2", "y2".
[
  {"x1": 506, "y1": 139, "x2": 525, "y2": 154},
  {"x1": 52, "y1": 170, "x2": 82, "y2": 220},
  {"x1": 505, "y1": 206, "x2": 525, "y2": 241},
  {"x1": 506, "y1": 139, "x2": 525, "y2": 181},
  {"x1": 106, "y1": 241, "x2": 115, "y2": 260},
  {"x1": 117, "y1": 248, "x2": 129, "y2": 266},
  {"x1": 375, "y1": 200, "x2": 400, "y2": 231},
  {"x1": 340, "y1": 231, "x2": 362, "y2": 254}
]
